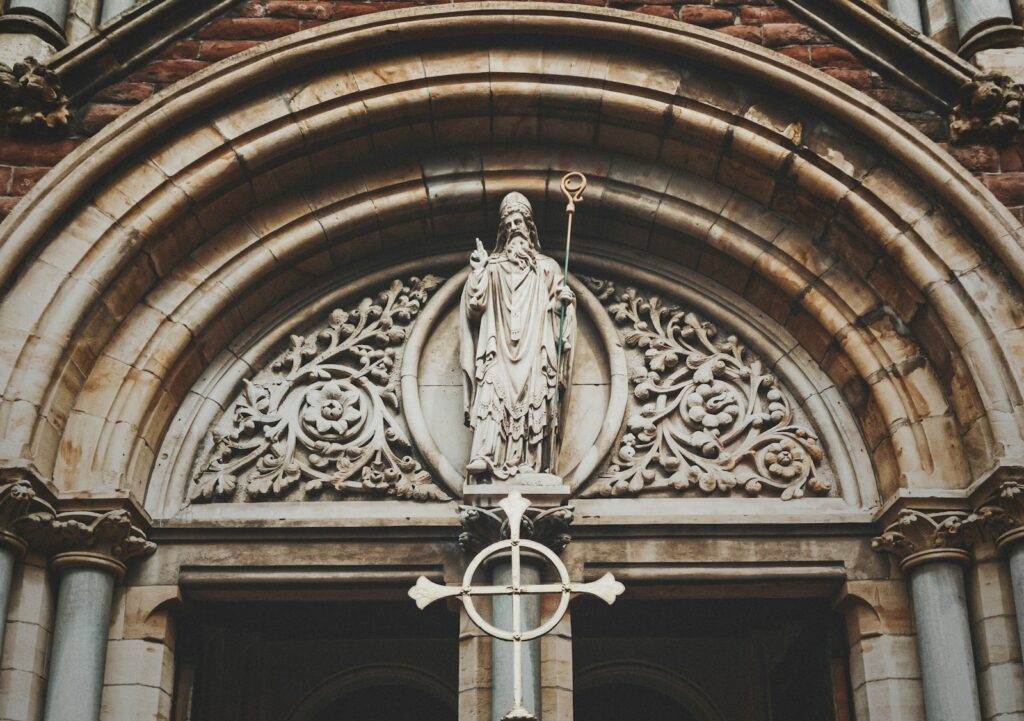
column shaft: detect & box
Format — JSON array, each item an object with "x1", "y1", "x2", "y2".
[
  {"x1": 7, "y1": 0, "x2": 70, "y2": 29},
  {"x1": 889, "y1": 0, "x2": 925, "y2": 32},
  {"x1": 1008, "y1": 542, "x2": 1024, "y2": 657},
  {"x1": 42, "y1": 566, "x2": 116, "y2": 721},
  {"x1": 953, "y1": 0, "x2": 1014, "y2": 37},
  {"x1": 0, "y1": 545, "x2": 17, "y2": 661},
  {"x1": 908, "y1": 562, "x2": 983, "y2": 721},
  {"x1": 492, "y1": 558, "x2": 541, "y2": 721}
]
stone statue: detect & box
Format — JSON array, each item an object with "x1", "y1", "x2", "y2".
[{"x1": 460, "y1": 192, "x2": 576, "y2": 482}]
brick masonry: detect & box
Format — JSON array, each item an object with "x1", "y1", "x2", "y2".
[{"x1": 0, "y1": 0, "x2": 1018, "y2": 222}]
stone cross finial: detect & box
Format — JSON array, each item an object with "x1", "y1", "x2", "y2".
[{"x1": 409, "y1": 491, "x2": 624, "y2": 721}]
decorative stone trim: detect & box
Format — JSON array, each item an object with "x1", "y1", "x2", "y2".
[
  {"x1": 965, "y1": 481, "x2": 1024, "y2": 552},
  {"x1": 872, "y1": 508, "x2": 971, "y2": 571},
  {"x1": 26, "y1": 509, "x2": 155, "y2": 580},
  {"x1": 0, "y1": 56, "x2": 69, "y2": 136},
  {"x1": 458, "y1": 503, "x2": 574, "y2": 555},
  {"x1": 949, "y1": 73, "x2": 1024, "y2": 145},
  {"x1": 0, "y1": 478, "x2": 55, "y2": 555}
]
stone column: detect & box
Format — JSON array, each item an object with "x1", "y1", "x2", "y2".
[
  {"x1": 37, "y1": 509, "x2": 155, "y2": 721},
  {"x1": 873, "y1": 509, "x2": 983, "y2": 721},
  {"x1": 491, "y1": 555, "x2": 542, "y2": 720},
  {"x1": 969, "y1": 481, "x2": 1024, "y2": 658},
  {"x1": 888, "y1": 0, "x2": 925, "y2": 32},
  {"x1": 950, "y1": 0, "x2": 1021, "y2": 56},
  {"x1": 458, "y1": 502, "x2": 574, "y2": 721},
  {"x1": 0, "y1": 479, "x2": 54, "y2": 661}
]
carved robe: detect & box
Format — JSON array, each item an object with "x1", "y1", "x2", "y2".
[{"x1": 460, "y1": 253, "x2": 576, "y2": 479}]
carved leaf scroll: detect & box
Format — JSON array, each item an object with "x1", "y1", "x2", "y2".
[
  {"x1": 189, "y1": 276, "x2": 450, "y2": 503},
  {"x1": 582, "y1": 279, "x2": 830, "y2": 501}
]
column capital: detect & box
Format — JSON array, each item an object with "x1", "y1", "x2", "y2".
[
  {"x1": 965, "y1": 480, "x2": 1024, "y2": 552},
  {"x1": 0, "y1": 475, "x2": 55, "y2": 556},
  {"x1": 458, "y1": 503, "x2": 573, "y2": 555},
  {"x1": 872, "y1": 508, "x2": 972, "y2": 572},
  {"x1": 29, "y1": 509, "x2": 155, "y2": 581}
]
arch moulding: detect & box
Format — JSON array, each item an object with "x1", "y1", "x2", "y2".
[{"x1": 0, "y1": 3, "x2": 1021, "y2": 518}]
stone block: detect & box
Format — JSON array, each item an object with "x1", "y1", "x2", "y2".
[
  {"x1": 103, "y1": 640, "x2": 174, "y2": 691},
  {"x1": 0, "y1": 667, "x2": 47, "y2": 721},
  {"x1": 100, "y1": 683, "x2": 172, "y2": 721}
]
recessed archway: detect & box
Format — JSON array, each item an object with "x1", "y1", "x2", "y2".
[{"x1": 0, "y1": 3, "x2": 1020, "y2": 511}]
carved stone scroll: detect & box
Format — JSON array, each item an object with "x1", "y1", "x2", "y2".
[
  {"x1": 189, "y1": 275, "x2": 450, "y2": 503},
  {"x1": 458, "y1": 503, "x2": 574, "y2": 554},
  {"x1": 581, "y1": 279, "x2": 830, "y2": 500}
]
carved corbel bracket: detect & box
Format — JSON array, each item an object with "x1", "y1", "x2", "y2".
[
  {"x1": 949, "y1": 72, "x2": 1023, "y2": 145},
  {"x1": 0, "y1": 56, "x2": 69, "y2": 137},
  {"x1": 458, "y1": 503, "x2": 574, "y2": 555},
  {"x1": 872, "y1": 508, "x2": 971, "y2": 572},
  {"x1": 0, "y1": 478, "x2": 55, "y2": 556},
  {"x1": 964, "y1": 481, "x2": 1024, "y2": 552},
  {"x1": 26, "y1": 509, "x2": 155, "y2": 580}
]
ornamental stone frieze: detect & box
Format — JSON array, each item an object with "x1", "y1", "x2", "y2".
[
  {"x1": 0, "y1": 478, "x2": 55, "y2": 555},
  {"x1": 186, "y1": 266, "x2": 839, "y2": 505},
  {"x1": 190, "y1": 275, "x2": 450, "y2": 503},
  {"x1": 580, "y1": 278, "x2": 830, "y2": 501},
  {"x1": 872, "y1": 508, "x2": 972, "y2": 570}
]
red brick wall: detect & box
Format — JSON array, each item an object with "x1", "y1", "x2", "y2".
[{"x1": 0, "y1": 0, "x2": 1016, "y2": 222}]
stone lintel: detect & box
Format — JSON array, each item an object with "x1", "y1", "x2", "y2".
[{"x1": 872, "y1": 507, "x2": 971, "y2": 571}]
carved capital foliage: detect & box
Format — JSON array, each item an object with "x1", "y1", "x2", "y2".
[
  {"x1": 458, "y1": 504, "x2": 574, "y2": 555},
  {"x1": 0, "y1": 479, "x2": 55, "y2": 553},
  {"x1": 0, "y1": 57, "x2": 68, "y2": 137},
  {"x1": 964, "y1": 481, "x2": 1024, "y2": 549},
  {"x1": 872, "y1": 509, "x2": 971, "y2": 568},
  {"x1": 190, "y1": 275, "x2": 450, "y2": 503},
  {"x1": 949, "y1": 73, "x2": 1023, "y2": 145},
  {"x1": 25, "y1": 509, "x2": 155, "y2": 565},
  {"x1": 582, "y1": 279, "x2": 830, "y2": 501}
]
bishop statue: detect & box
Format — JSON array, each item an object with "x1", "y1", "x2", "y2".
[{"x1": 460, "y1": 192, "x2": 577, "y2": 482}]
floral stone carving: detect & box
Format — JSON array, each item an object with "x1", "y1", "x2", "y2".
[
  {"x1": 0, "y1": 57, "x2": 69, "y2": 136},
  {"x1": 949, "y1": 73, "x2": 1023, "y2": 146},
  {"x1": 189, "y1": 276, "x2": 450, "y2": 503},
  {"x1": 581, "y1": 279, "x2": 830, "y2": 500}
]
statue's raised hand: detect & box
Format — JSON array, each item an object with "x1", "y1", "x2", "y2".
[{"x1": 470, "y1": 238, "x2": 489, "y2": 271}]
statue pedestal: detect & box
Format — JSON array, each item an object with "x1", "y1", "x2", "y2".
[{"x1": 463, "y1": 474, "x2": 570, "y2": 508}]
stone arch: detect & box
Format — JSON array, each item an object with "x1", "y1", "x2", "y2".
[
  {"x1": 283, "y1": 663, "x2": 457, "y2": 721},
  {"x1": 0, "y1": 3, "x2": 1021, "y2": 508},
  {"x1": 575, "y1": 660, "x2": 727, "y2": 721}
]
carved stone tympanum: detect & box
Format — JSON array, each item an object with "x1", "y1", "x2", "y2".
[
  {"x1": 190, "y1": 276, "x2": 449, "y2": 503},
  {"x1": 582, "y1": 279, "x2": 829, "y2": 500},
  {"x1": 461, "y1": 192, "x2": 576, "y2": 483}
]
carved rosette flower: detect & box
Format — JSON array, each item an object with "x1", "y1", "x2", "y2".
[
  {"x1": 190, "y1": 276, "x2": 449, "y2": 503},
  {"x1": 872, "y1": 509, "x2": 971, "y2": 571},
  {"x1": 582, "y1": 279, "x2": 829, "y2": 500}
]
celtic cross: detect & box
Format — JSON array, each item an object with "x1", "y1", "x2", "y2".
[{"x1": 409, "y1": 491, "x2": 625, "y2": 720}]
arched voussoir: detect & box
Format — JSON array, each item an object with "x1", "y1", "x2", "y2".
[{"x1": 0, "y1": 3, "x2": 1020, "y2": 507}]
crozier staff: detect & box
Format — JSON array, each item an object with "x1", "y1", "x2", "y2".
[{"x1": 460, "y1": 192, "x2": 576, "y2": 481}]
